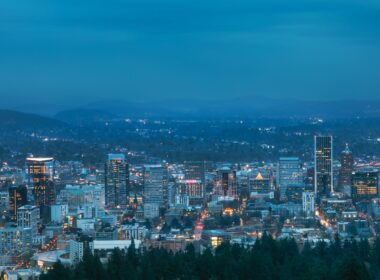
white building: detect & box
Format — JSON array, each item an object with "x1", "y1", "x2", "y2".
[
  {"x1": 17, "y1": 205, "x2": 40, "y2": 236},
  {"x1": 122, "y1": 224, "x2": 148, "y2": 240},
  {"x1": 69, "y1": 236, "x2": 94, "y2": 264},
  {"x1": 93, "y1": 240, "x2": 141, "y2": 251},
  {"x1": 50, "y1": 204, "x2": 68, "y2": 223}
]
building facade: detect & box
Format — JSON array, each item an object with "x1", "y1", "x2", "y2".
[
  {"x1": 27, "y1": 157, "x2": 55, "y2": 207},
  {"x1": 105, "y1": 154, "x2": 129, "y2": 208},
  {"x1": 277, "y1": 157, "x2": 303, "y2": 200},
  {"x1": 314, "y1": 136, "x2": 333, "y2": 196}
]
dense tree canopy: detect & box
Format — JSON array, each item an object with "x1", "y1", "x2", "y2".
[{"x1": 41, "y1": 235, "x2": 380, "y2": 280}]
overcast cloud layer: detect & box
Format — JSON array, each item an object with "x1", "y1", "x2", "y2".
[{"x1": 1, "y1": 0, "x2": 380, "y2": 108}]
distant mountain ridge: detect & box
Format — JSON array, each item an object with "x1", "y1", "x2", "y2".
[
  {"x1": 5, "y1": 97, "x2": 380, "y2": 123},
  {"x1": 0, "y1": 110, "x2": 66, "y2": 129}
]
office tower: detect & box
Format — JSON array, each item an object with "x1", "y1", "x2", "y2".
[
  {"x1": 277, "y1": 157, "x2": 303, "y2": 200},
  {"x1": 143, "y1": 164, "x2": 167, "y2": 219},
  {"x1": 216, "y1": 167, "x2": 237, "y2": 197},
  {"x1": 17, "y1": 205, "x2": 40, "y2": 236},
  {"x1": 0, "y1": 227, "x2": 32, "y2": 256},
  {"x1": 27, "y1": 157, "x2": 55, "y2": 207},
  {"x1": 249, "y1": 172, "x2": 270, "y2": 193},
  {"x1": 105, "y1": 154, "x2": 129, "y2": 208},
  {"x1": 0, "y1": 191, "x2": 9, "y2": 215},
  {"x1": 178, "y1": 180, "x2": 204, "y2": 203},
  {"x1": 314, "y1": 136, "x2": 333, "y2": 195},
  {"x1": 143, "y1": 203, "x2": 160, "y2": 219},
  {"x1": 339, "y1": 144, "x2": 353, "y2": 190},
  {"x1": 50, "y1": 204, "x2": 68, "y2": 223},
  {"x1": 184, "y1": 161, "x2": 205, "y2": 182},
  {"x1": 286, "y1": 184, "x2": 313, "y2": 203},
  {"x1": 9, "y1": 185, "x2": 28, "y2": 220},
  {"x1": 143, "y1": 164, "x2": 167, "y2": 206},
  {"x1": 351, "y1": 171, "x2": 379, "y2": 201},
  {"x1": 302, "y1": 192, "x2": 315, "y2": 217}
]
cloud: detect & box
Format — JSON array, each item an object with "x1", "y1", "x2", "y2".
[{"x1": 0, "y1": 0, "x2": 380, "y2": 105}]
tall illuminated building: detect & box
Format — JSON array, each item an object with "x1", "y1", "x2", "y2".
[
  {"x1": 9, "y1": 185, "x2": 28, "y2": 220},
  {"x1": 314, "y1": 136, "x2": 333, "y2": 196},
  {"x1": 277, "y1": 157, "x2": 303, "y2": 200},
  {"x1": 183, "y1": 161, "x2": 205, "y2": 204},
  {"x1": 216, "y1": 167, "x2": 237, "y2": 198},
  {"x1": 184, "y1": 161, "x2": 205, "y2": 182},
  {"x1": 105, "y1": 154, "x2": 129, "y2": 208},
  {"x1": 143, "y1": 164, "x2": 167, "y2": 218},
  {"x1": 143, "y1": 164, "x2": 167, "y2": 206},
  {"x1": 27, "y1": 157, "x2": 55, "y2": 207},
  {"x1": 351, "y1": 171, "x2": 378, "y2": 201},
  {"x1": 339, "y1": 144, "x2": 353, "y2": 190}
]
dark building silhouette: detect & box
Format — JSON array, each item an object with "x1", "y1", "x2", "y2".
[
  {"x1": 339, "y1": 144, "x2": 354, "y2": 190},
  {"x1": 27, "y1": 157, "x2": 55, "y2": 207},
  {"x1": 9, "y1": 185, "x2": 28, "y2": 220},
  {"x1": 314, "y1": 136, "x2": 333, "y2": 196},
  {"x1": 184, "y1": 161, "x2": 205, "y2": 182},
  {"x1": 105, "y1": 154, "x2": 129, "y2": 208}
]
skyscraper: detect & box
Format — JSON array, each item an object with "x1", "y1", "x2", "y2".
[
  {"x1": 27, "y1": 157, "x2": 55, "y2": 207},
  {"x1": 302, "y1": 191, "x2": 315, "y2": 217},
  {"x1": 9, "y1": 185, "x2": 28, "y2": 220},
  {"x1": 339, "y1": 144, "x2": 354, "y2": 190},
  {"x1": 17, "y1": 205, "x2": 40, "y2": 236},
  {"x1": 143, "y1": 164, "x2": 167, "y2": 219},
  {"x1": 105, "y1": 154, "x2": 129, "y2": 208},
  {"x1": 216, "y1": 167, "x2": 237, "y2": 198},
  {"x1": 277, "y1": 157, "x2": 303, "y2": 200},
  {"x1": 351, "y1": 171, "x2": 378, "y2": 201},
  {"x1": 184, "y1": 161, "x2": 205, "y2": 182},
  {"x1": 314, "y1": 136, "x2": 333, "y2": 196},
  {"x1": 143, "y1": 164, "x2": 167, "y2": 205}
]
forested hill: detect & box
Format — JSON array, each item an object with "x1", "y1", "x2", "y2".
[
  {"x1": 41, "y1": 234, "x2": 379, "y2": 280},
  {"x1": 0, "y1": 110, "x2": 66, "y2": 130}
]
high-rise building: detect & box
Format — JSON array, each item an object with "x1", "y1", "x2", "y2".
[
  {"x1": 277, "y1": 157, "x2": 303, "y2": 200},
  {"x1": 215, "y1": 167, "x2": 237, "y2": 197},
  {"x1": 302, "y1": 192, "x2": 315, "y2": 217},
  {"x1": 17, "y1": 205, "x2": 40, "y2": 236},
  {"x1": 351, "y1": 171, "x2": 378, "y2": 201},
  {"x1": 27, "y1": 157, "x2": 55, "y2": 207},
  {"x1": 184, "y1": 161, "x2": 205, "y2": 182},
  {"x1": 105, "y1": 154, "x2": 129, "y2": 208},
  {"x1": 0, "y1": 227, "x2": 32, "y2": 256},
  {"x1": 8, "y1": 185, "x2": 28, "y2": 220},
  {"x1": 249, "y1": 172, "x2": 270, "y2": 193},
  {"x1": 143, "y1": 164, "x2": 167, "y2": 206},
  {"x1": 178, "y1": 180, "x2": 204, "y2": 204},
  {"x1": 314, "y1": 136, "x2": 333, "y2": 195},
  {"x1": 339, "y1": 144, "x2": 354, "y2": 190}
]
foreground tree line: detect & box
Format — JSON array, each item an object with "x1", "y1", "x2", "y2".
[{"x1": 41, "y1": 234, "x2": 380, "y2": 280}]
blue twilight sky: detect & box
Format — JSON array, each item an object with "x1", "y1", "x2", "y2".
[{"x1": 1, "y1": 0, "x2": 380, "y2": 108}]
